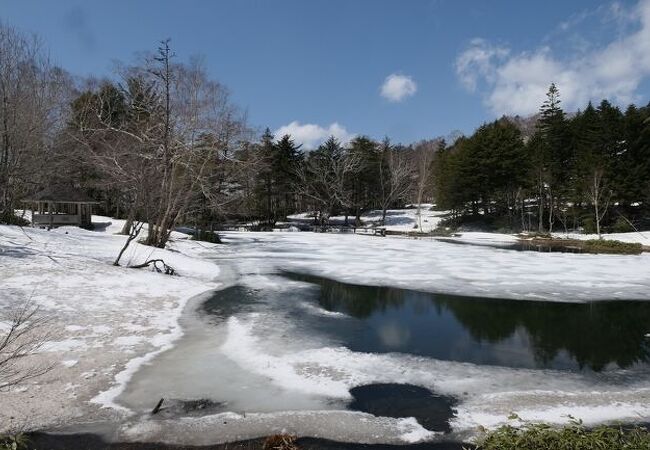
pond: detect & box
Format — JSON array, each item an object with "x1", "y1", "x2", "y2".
[
  {"x1": 273, "y1": 272, "x2": 650, "y2": 372},
  {"x1": 114, "y1": 266, "x2": 650, "y2": 446}
]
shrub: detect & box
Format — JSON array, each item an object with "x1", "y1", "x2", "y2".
[
  {"x1": 581, "y1": 216, "x2": 596, "y2": 234},
  {"x1": 191, "y1": 230, "x2": 222, "y2": 243},
  {"x1": 609, "y1": 216, "x2": 635, "y2": 233},
  {"x1": 583, "y1": 239, "x2": 642, "y2": 255},
  {"x1": 1, "y1": 213, "x2": 30, "y2": 226},
  {"x1": 0, "y1": 434, "x2": 29, "y2": 450},
  {"x1": 521, "y1": 232, "x2": 553, "y2": 239},
  {"x1": 474, "y1": 419, "x2": 650, "y2": 450},
  {"x1": 431, "y1": 226, "x2": 455, "y2": 237}
]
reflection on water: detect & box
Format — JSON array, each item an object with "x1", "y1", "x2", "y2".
[{"x1": 278, "y1": 273, "x2": 650, "y2": 372}]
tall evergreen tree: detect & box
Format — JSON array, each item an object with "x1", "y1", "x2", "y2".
[{"x1": 535, "y1": 83, "x2": 570, "y2": 232}]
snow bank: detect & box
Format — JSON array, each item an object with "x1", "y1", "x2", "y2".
[
  {"x1": 441, "y1": 231, "x2": 519, "y2": 246},
  {"x1": 0, "y1": 218, "x2": 222, "y2": 432},
  {"x1": 118, "y1": 410, "x2": 439, "y2": 445}
]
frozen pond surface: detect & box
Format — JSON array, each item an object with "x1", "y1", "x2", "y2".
[{"x1": 114, "y1": 232, "x2": 650, "y2": 445}]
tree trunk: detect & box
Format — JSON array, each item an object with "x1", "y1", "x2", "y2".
[
  {"x1": 538, "y1": 177, "x2": 544, "y2": 233},
  {"x1": 593, "y1": 171, "x2": 601, "y2": 239},
  {"x1": 120, "y1": 202, "x2": 137, "y2": 235},
  {"x1": 548, "y1": 194, "x2": 554, "y2": 234},
  {"x1": 114, "y1": 221, "x2": 143, "y2": 266}
]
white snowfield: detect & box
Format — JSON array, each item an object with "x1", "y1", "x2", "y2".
[
  {"x1": 221, "y1": 231, "x2": 650, "y2": 302},
  {"x1": 1, "y1": 214, "x2": 650, "y2": 444}
]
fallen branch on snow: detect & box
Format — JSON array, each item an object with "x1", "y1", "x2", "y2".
[{"x1": 129, "y1": 259, "x2": 176, "y2": 275}]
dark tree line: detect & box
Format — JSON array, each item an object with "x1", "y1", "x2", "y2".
[
  {"x1": 247, "y1": 132, "x2": 437, "y2": 228},
  {"x1": 433, "y1": 84, "x2": 650, "y2": 236}
]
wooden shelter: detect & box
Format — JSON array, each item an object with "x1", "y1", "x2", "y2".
[{"x1": 22, "y1": 186, "x2": 99, "y2": 229}]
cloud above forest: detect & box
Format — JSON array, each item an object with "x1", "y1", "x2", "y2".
[
  {"x1": 380, "y1": 74, "x2": 417, "y2": 102},
  {"x1": 455, "y1": 0, "x2": 650, "y2": 116},
  {"x1": 274, "y1": 121, "x2": 355, "y2": 149}
]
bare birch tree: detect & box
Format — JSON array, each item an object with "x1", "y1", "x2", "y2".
[
  {"x1": 412, "y1": 139, "x2": 440, "y2": 230},
  {"x1": 377, "y1": 139, "x2": 415, "y2": 225},
  {"x1": 587, "y1": 167, "x2": 612, "y2": 238}
]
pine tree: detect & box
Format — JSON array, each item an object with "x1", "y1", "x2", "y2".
[
  {"x1": 347, "y1": 136, "x2": 381, "y2": 224},
  {"x1": 535, "y1": 83, "x2": 570, "y2": 232},
  {"x1": 273, "y1": 134, "x2": 303, "y2": 220},
  {"x1": 256, "y1": 128, "x2": 275, "y2": 224}
]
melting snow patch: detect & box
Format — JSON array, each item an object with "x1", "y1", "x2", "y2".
[
  {"x1": 397, "y1": 417, "x2": 439, "y2": 443},
  {"x1": 299, "y1": 301, "x2": 348, "y2": 318},
  {"x1": 114, "y1": 336, "x2": 145, "y2": 347},
  {"x1": 92, "y1": 325, "x2": 112, "y2": 334},
  {"x1": 42, "y1": 339, "x2": 88, "y2": 353}
]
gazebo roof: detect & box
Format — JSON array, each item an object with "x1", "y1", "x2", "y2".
[{"x1": 23, "y1": 185, "x2": 99, "y2": 203}]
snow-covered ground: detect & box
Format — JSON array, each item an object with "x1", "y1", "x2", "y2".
[
  {"x1": 0, "y1": 218, "x2": 222, "y2": 432},
  {"x1": 288, "y1": 204, "x2": 448, "y2": 233},
  {"x1": 2, "y1": 214, "x2": 650, "y2": 444}
]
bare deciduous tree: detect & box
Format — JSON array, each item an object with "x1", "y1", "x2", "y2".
[
  {"x1": 296, "y1": 137, "x2": 361, "y2": 227},
  {"x1": 588, "y1": 167, "x2": 612, "y2": 238},
  {"x1": 0, "y1": 24, "x2": 72, "y2": 223},
  {"x1": 69, "y1": 41, "x2": 248, "y2": 257},
  {"x1": 412, "y1": 139, "x2": 440, "y2": 230},
  {"x1": 377, "y1": 140, "x2": 415, "y2": 225}
]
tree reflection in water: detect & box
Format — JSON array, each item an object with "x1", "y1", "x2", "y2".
[{"x1": 285, "y1": 272, "x2": 650, "y2": 372}]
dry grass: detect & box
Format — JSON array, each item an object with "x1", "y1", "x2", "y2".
[{"x1": 262, "y1": 434, "x2": 299, "y2": 450}]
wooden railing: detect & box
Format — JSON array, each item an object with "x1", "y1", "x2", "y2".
[{"x1": 32, "y1": 213, "x2": 80, "y2": 226}]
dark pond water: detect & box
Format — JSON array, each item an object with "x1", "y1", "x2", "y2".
[
  {"x1": 348, "y1": 384, "x2": 457, "y2": 433},
  {"x1": 202, "y1": 273, "x2": 650, "y2": 372}
]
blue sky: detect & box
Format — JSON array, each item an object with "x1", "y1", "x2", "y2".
[{"x1": 2, "y1": 0, "x2": 650, "y2": 147}]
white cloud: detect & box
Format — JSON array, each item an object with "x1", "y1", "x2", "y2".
[
  {"x1": 455, "y1": 38, "x2": 510, "y2": 92},
  {"x1": 455, "y1": 0, "x2": 650, "y2": 116},
  {"x1": 380, "y1": 73, "x2": 417, "y2": 102},
  {"x1": 274, "y1": 121, "x2": 355, "y2": 150}
]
